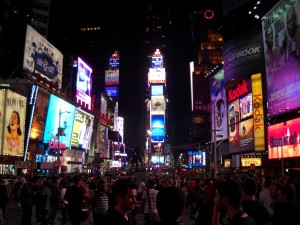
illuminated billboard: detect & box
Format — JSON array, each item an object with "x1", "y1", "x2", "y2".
[
  {"x1": 268, "y1": 117, "x2": 300, "y2": 159},
  {"x1": 188, "y1": 151, "x2": 206, "y2": 167},
  {"x1": 0, "y1": 90, "x2": 27, "y2": 156},
  {"x1": 148, "y1": 68, "x2": 166, "y2": 84},
  {"x1": 210, "y1": 69, "x2": 228, "y2": 141},
  {"x1": 109, "y1": 51, "x2": 120, "y2": 69},
  {"x1": 71, "y1": 108, "x2": 94, "y2": 149},
  {"x1": 240, "y1": 155, "x2": 262, "y2": 167},
  {"x1": 76, "y1": 57, "x2": 92, "y2": 110},
  {"x1": 151, "y1": 85, "x2": 164, "y2": 96},
  {"x1": 151, "y1": 96, "x2": 165, "y2": 115},
  {"x1": 105, "y1": 86, "x2": 119, "y2": 97},
  {"x1": 262, "y1": 0, "x2": 300, "y2": 115},
  {"x1": 152, "y1": 49, "x2": 163, "y2": 68},
  {"x1": 151, "y1": 156, "x2": 164, "y2": 163},
  {"x1": 23, "y1": 25, "x2": 64, "y2": 89},
  {"x1": 151, "y1": 115, "x2": 165, "y2": 143},
  {"x1": 105, "y1": 70, "x2": 119, "y2": 86},
  {"x1": 43, "y1": 94, "x2": 76, "y2": 149}
]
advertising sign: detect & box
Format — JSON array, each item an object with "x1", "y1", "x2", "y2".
[
  {"x1": 15, "y1": 161, "x2": 37, "y2": 169},
  {"x1": 96, "y1": 121, "x2": 108, "y2": 157},
  {"x1": 151, "y1": 115, "x2": 165, "y2": 143},
  {"x1": 262, "y1": 0, "x2": 300, "y2": 115},
  {"x1": 71, "y1": 108, "x2": 94, "y2": 149},
  {"x1": 268, "y1": 117, "x2": 300, "y2": 159},
  {"x1": 188, "y1": 151, "x2": 206, "y2": 167},
  {"x1": 30, "y1": 90, "x2": 50, "y2": 141},
  {"x1": 76, "y1": 57, "x2": 92, "y2": 110},
  {"x1": 105, "y1": 70, "x2": 119, "y2": 86},
  {"x1": 1, "y1": 90, "x2": 27, "y2": 157},
  {"x1": 23, "y1": 25, "x2": 63, "y2": 89},
  {"x1": 0, "y1": 90, "x2": 5, "y2": 154},
  {"x1": 151, "y1": 96, "x2": 165, "y2": 115},
  {"x1": 151, "y1": 156, "x2": 164, "y2": 163},
  {"x1": 105, "y1": 86, "x2": 119, "y2": 97},
  {"x1": 151, "y1": 85, "x2": 164, "y2": 96},
  {"x1": 148, "y1": 68, "x2": 166, "y2": 84},
  {"x1": 210, "y1": 69, "x2": 228, "y2": 141},
  {"x1": 252, "y1": 73, "x2": 265, "y2": 151},
  {"x1": 240, "y1": 155, "x2": 262, "y2": 167},
  {"x1": 43, "y1": 94, "x2": 76, "y2": 149}
]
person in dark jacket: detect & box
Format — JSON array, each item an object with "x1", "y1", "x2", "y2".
[
  {"x1": 156, "y1": 186, "x2": 186, "y2": 225},
  {"x1": 0, "y1": 178, "x2": 9, "y2": 217}
]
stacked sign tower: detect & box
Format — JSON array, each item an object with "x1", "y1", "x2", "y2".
[{"x1": 147, "y1": 49, "x2": 166, "y2": 166}]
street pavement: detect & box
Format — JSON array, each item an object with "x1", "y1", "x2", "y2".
[{"x1": 4, "y1": 200, "x2": 195, "y2": 225}]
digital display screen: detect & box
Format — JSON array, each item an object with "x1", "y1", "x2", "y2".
[
  {"x1": 151, "y1": 156, "x2": 164, "y2": 163},
  {"x1": 43, "y1": 94, "x2": 76, "y2": 149},
  {"x1": 151, "y1": 85, "x2": 164, "y2": 96},
  {"x1": 71, "y1": 108, "x2": 94, "y2": 149},
  {"x1": 105, "y1": 86, "x2": 119, "y2": 97},
  {"x1": 151, "y1": 115, "x2": 165, "y2": 143},
  {"x1": 240, "y1": 93, "x2": 253, "y2": 119},
  {"x1": 268, "y1": 117, "x2": 300, "y2": 159},
  {"x1": 188, "y1": 151, "x2": 206, "y2": 167}
]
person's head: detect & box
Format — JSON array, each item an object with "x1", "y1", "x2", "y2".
[
  {"x1": 98, "y1": 179, "x2": 107, "y2": 192},
  {"x1": 156, "y1": 186, "x2": 186, "y2": 222},
  {"x1": 147, "y1": 178, "x2": 156, "y2": 189},
  {"x1": 7, "y1": 111, "x2": 22, "y2": 135},
  {"x1": 286, "y1": 6, "x2": 297, "y2": 37},
  {"x1": 278, "y1": 185, "x2": 295, "y2": 203},
  {"x1": 73, "y1": 175, "x2": 83, "y2": 186},
  {"x1": 243, "y1": 178, "x2": 257, "y2": 197},
  {"x1": 112, "y1": 178, "x2": 137, "y2": 212},
  {"x1": 270, "y1": 181, "x2": 282, "y2": 201},
  {"x1": 214, "y1": 179, "x2": 243, "y2": 212}
]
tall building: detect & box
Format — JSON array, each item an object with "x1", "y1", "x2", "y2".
[{"x1": 189, "y1": 0, "x2": 224, "y2": 146}]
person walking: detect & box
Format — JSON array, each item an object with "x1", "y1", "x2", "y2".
[{"x1": 0, "y1": 178, "x2": 9, "y2": 218}]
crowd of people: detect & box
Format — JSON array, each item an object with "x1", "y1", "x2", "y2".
[{"x1": 0, "y1": 170, "x2": 300, "y2": 225}]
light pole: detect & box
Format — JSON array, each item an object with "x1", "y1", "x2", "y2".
[{"x1": 146, "y1": 130, "x2": 152, "y2": 173}]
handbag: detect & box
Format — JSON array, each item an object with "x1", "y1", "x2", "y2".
[{"x1": 146, "y1": 187, "x2": 160, "y2": 224}]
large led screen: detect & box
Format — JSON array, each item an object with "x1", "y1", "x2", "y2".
[
  {"x1": 151, "y1": 96, "x2": 165, "y2": 115},
  {"x1": 43, "y1": 94, "x2": 76, "y2": 149},
  {"x1": 148, "y1": 68, "x2": 166, "y2": 84},
  {"x1": 1, "y1": 90, "x2": 27, "y2": 156},
  {"x1": 262, "y1": 0, "x2": 300, "y2": 115},
  {"x1": 105, "y1": 70, "x2": 119, "y2": 86},
  {"x1": 268, "y1": 117, "x2": 300, "y2": 159},
  {"x1": 240, "y1": 155, "x2": 262, "y2": 167},
  {"x1": 71, "y1": 108, "x2": 94, "y2": 149},
  {"x1": 30, "y1": 90, "x2": 50, "y2": 141},
  {"x1": 23, "y1": 25, "x2": 63, "y2": 89},
  {"x1": 151, "y1": 115, "x2": 165, "y2": 143},
  {"x1": 151, "y1": 156, "x2": 164, "y2": 163},
  {"x1": 76, "y1": 57, "x2": 92, "y2": 110},
  {"x1": 151, "y1": 85, "x2": 164, "y2": 96},
  {"x1": 210, "y1": 69, "x2": 228, "y2": 141},
  {"x1": 188, "y1": 151, "x2": 206, "y2": 167},
  {"x1": 105, "y1": 86, "x2": 119, "y2": 97}
]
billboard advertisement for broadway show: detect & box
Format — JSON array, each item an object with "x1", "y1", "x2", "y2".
[
  {"x1": 0, "y1": 90, "x2": 27, "y2": 156},
  {"x1": 227, "y1": 74, "x2": 265, "y2": 153},
  {"x1": 23, "y1": 25, "x2": 64, "y2": 89},
  {"x1": 43, "y1": 94, "x2": 76, "y2": 149},
  {"x1": 262, "y1": 0, "x2": 300, "y2": 115},
  {"x1": 268, "y1": 117, "x2": 300, "y2": 159},
  {"x1": 71, "y1": 108, "x2": 94, "y2": 149}
]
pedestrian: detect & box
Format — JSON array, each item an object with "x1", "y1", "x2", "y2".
[
  {"x1": 142, "y1": 178, "x2": 159, "y2": 225},
  {"x1": 156, "y1": 186, "x2": 186, "y2": 225},
  {"x1": 19, "y1": 178, "x2": 34, "y2": 225},
  {"x1": 40, "y1": 180, "x2": 52, "y2": 225},
  {"x1": 64, "y1": 175, "x2": 86, "y2": 225},
  {"x1": 101, "y1": 177, "x2": 138, "y2": 225},
  {"x1": 242, "y1": 178, "x2": 272, "y2": 225},
  {"x1": 0, "y1": 178, "x2": 9, "y2": 218},
  {"x1": 90, "y1": 179, "x2": 109, "y2": 224},
  {"x1": 47, "y1": 176, "x2": 62, "y2": 225},
  {"x1": 212, "y1": 179, "x2": 257, "y2": 225}
]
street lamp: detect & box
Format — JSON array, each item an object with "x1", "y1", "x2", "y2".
[{"x1": 146, "y1": 130, "x2": 152, "y2": 173}]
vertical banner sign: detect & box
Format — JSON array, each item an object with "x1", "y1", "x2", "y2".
[
  {"x1": 0, "y1": 90, "x2": 5, "y2": 154},
  {"x1": 251, "y1": 73, "x2": 265, "y2": 151},
  {"x1": 3, "y1": 90, "x2": 27, "y2": 156}
]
